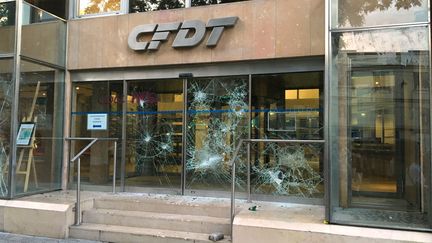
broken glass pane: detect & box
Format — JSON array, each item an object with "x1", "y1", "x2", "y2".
[
  {"x1": 250, "y1": 142, "x2": 323, "y2": 197},
  {"x1": 0, "y1": 59, "x2": 13, "y2": 197},
  {"x1": 126, "y1": 80, "x2": 183, "y2": 189},
  {"x1": 186, "y1": 76, "x2": 249, "y2": 191},
  {"x1": 249, "y1": 72, "x2": 325, "y2": 198}
]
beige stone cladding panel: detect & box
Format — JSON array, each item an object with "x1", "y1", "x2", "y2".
[
  {"x1": 310, "y1": 0, "x2": 325, "y2": 55},
  {"x1": 233, "y1": 224, "x2": 431, "y2": 243},
  {"x1": 180, "y1": 6, "x2": 211, "y2": 64},
  {"x1": 22, "y1": 22, "x2": 64, "y2": 66},
  {"x1": 77, "y1": 17, "x2": 105, "y2": 69},
  {"x1": 152, "y1": 9, "x2": 184, "y2": 65},
  {"x1": 2, "y1": 201, "x2": 71, "y2": 238},
  {"x1": 127, "y1": 12, "x2": 156, "y2": 67},
  {"x1": 210, "y1": 2, "x2": 246, "y2": 62},
  {"x1": 67, "y1": 0, "x2": 325, "y2": 70},
  {"x1": 68, "y1": 20, "x2": 79, "y2": 69},
  {"x1": 275, "y1": 0, "x2": 311, "y2": 57},
  {"x1": 0, "y1": 26, "x2": 14, "y2": 54},
  {"x1": 242, "y1": 0, "x2": 276, "y2": 60},
  {"x1": 102, "y1": 15, "x2": 128, "y2": 68}
]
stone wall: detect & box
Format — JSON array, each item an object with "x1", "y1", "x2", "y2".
[{"x1": 67, "y1": 0, "x2": 325, "y2": 70}]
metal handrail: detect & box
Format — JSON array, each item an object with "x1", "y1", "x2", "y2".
[
  {"x1": 229, "y1": 139, "x2": 325, "y2": 234},
  {"x1": 66, "y1": 137, "x2": 118, "y2": 226}
]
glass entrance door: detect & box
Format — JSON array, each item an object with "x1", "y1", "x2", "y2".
[
  {"x1": 185, "y1": 76, "x2": 249, "y2": 193},
  {"x1": 349, "y1": 68, "x2": 422, "y2": 209},
  {"x1": 125, "y1": 79, "x2": 183, "y2": 192},
  {"x1": 71, "y1": 81, "x2": 123, "y2": 191}
]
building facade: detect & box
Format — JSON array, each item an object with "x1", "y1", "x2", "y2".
[{"x1": 0, "y1": 0, "x2": 431, "y2": 232}]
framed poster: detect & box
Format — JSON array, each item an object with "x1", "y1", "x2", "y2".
[{"x1": 16, "y1": 123, "x2": 36, "y2": 146}]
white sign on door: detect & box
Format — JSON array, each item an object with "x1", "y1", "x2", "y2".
[{"x1": 87, "y1": 114, "x2": 108, "y2": 130}]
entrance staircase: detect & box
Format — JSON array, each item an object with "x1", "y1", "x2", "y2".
[{"x1": 69, "y1": 196, "x2": 232, "y2": 243}]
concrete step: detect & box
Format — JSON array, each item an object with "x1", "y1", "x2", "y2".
[
  {"x1": 69, "y1": 223, "x2": 232, "y2": 243},
  {"x1": 94, "y1": 197, "x2": 232, "y2": 218},
  {"x1": 83, "y1": 209, "x2": 231, "y2": 235}
]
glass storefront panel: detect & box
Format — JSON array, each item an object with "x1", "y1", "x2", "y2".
[
  {"x1": 21, "y1": 2, "x2": 66, "y2": 67},
  {"x1": 15, "y1": 61, "x2": 64, "y2": 195},
  {"x1": 331, "y1": 0, "x2": 429, "y2": 28},
  {"x1": 251, "y1": 72, "x2": 324, "y2": 200},
  {"x1": 0, "y1": 1, "x2": 15, "y2": 54},
  {"x1": 71, "y1": 82, "x2": 122, "y2": 191},
  {"x1": 125, "y1": 79, "x2": 183, "y2": 191},
  {"x1": 330, "y1": 26, "x2": 431, "y2": 229},
  {"x1": 185, "y1": 76, "x2": 248, "y2": 193},
  {"x1": 0, "y1": 58, "x2": 13, "y2": 198}
]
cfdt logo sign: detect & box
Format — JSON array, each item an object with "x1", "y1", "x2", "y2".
[{"x1": 128, "y1": 16, "x2": 238, "y2": 51}]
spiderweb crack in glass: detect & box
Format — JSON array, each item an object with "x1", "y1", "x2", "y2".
[
  {"x1": 186, "y1": 78, "x2": 249, "y2": 189},
  {"x1": 251, "y1": 143, "x2": 323, "y2": 197},
  {"x1": 0, "y1": 79, "x2": 11, "y2": 196},
  {"x1": 130, "y1": 76, "x2": 323, "y2": 196},
  {"x1": 134, "y1": 117, "x2": 176, "y2": 179}
]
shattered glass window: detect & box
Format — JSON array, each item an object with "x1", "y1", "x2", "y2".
[
  {"x1": 0, "y1": 59, "x2": 12, "y2": 197},
  {"x1": 186, "y1": 76, "x2": 249, "y2": 191},
  {"x1": 126, "y1": 79, "x2": 183, "y2": 190},
  {"x1": 250, "y1": 72, "x2": 324, "y2": 198}
]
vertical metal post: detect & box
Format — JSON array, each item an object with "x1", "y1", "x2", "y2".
[
  {"x1": 185, "y1": 0, "x2": 191, "y2": 8},
  {"x1": 181, "y1": 78, "x2": 188, "y2": 195},
  {"x1": 230, "y1": 139, "x2": 243, "y2": 236},
  {"x1": 247, "y1": 74, "x2": 252, "y2": 203},
  {"x1": 113, "y1": 141, "x2": 117, "y2": 193},
  {"x1": 324, "y1": 0, "x2": 331, "y2": 223},
  {"x1": 121, "y1": 80, "x2": 127, "y2": 192},
  {"x1": 428, "y1": 11, "x2": 432, "y2": 228},
  {"x1": 10, "y1": 0, "x2": 24, "y2": 199},
  {"x1": 75, "y1": 157, "x2": 81, "y2": 225},
  {"x1": 230, "y1": 161, "x2": 236, "y2": 235},
  {"x1": 247, "y1": 141, "x2": 251, "y2": 203}
]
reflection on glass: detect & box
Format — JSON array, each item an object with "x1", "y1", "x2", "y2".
[
  {"x1": 25, "y1": 0, "x2": 68, "y2": 19},
  {"x1": 350, "y1": 71, "x2": 398, "y2": 195},
  {"x1": 191, "y1": 0, "x2": 248, "y2": 6},
  {"x1": 125, "y1": 80, "x2": 183, "y2": 190},
  {"x1": 332, "y1": 0, "x2": 428, "y2": 28},
  {"x1": 0, "y1": 59, "x2": 12, "y2": 197},
  {"x1": 129, "y1": 0, "x2": 248, "y2": 13},
  {"x1": 21, "y1": 3, "x2": 66, "y2": 67},
  {"x1": 71, "y1": 82, "x2": 122, "y2": 189},
  {"x1": 79, "y1": 0, "x2": 121, "y2": 16},
  {"x1": 16, "y1": 61, "x2": 64, "y2": 194},
  {"x1": 251, "y1": 72, "x2": 324, "y2": 198},
  {"x1": 129, "y1": 0, "x2": 183, "y2": 12},
  {"x1": 0, "y1": 1, "x2": 15, "y2": 54},
  {"x1": 0, "y1": 1, "x2": 14, "y2": 26},
  {"x1": 186, "y1": 76, "x2": 249, "y2": 192},
  {"x1": 330, "y1": 26, "x2": 431, "y2": 229}
]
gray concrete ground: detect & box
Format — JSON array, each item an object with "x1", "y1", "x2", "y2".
[{"x1": 0, "y1": 232, "x2": 102, "y2": 243}]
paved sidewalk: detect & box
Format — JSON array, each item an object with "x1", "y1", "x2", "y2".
[{"x1": 0, "y1": 232, "x2": 102, "y2": 243}]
